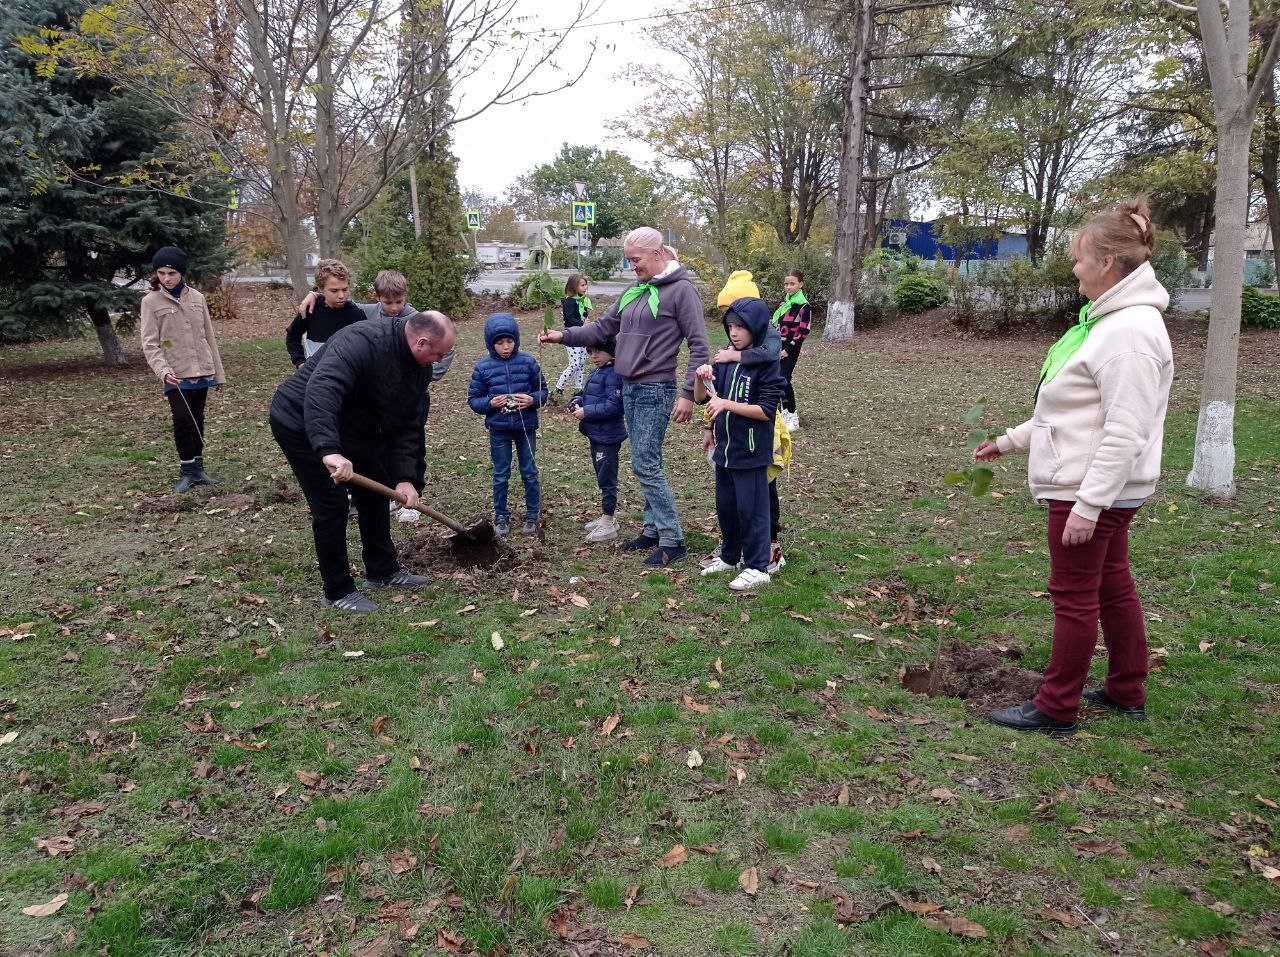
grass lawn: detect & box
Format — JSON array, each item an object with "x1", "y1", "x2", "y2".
[{"x1": 0, "y1": 305, "x2": 1277, "y2": 956}]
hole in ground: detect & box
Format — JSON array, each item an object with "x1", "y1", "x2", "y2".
[{"x1": 902, "y1": 639, "x2": 1042, "y2": 714}]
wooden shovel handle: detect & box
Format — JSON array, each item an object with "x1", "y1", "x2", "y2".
[{"x1": 346, "y1": 472, "x2": 470, "y2": 536}]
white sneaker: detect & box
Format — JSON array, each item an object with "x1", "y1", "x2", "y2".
[
  {"x1": 585, "y1": 520, "x2": 618, "y2": 543},
  {"x1": 700, "y1": 557, "x2": 739, "y2": 576},
  {"x1": 699, "y1": 545, "x2": 724, "y2": 569},
  {"x1": 583, "y1": 517, "x2": 604, "y2": 532},
  {"x1": 767, "y1": 544, "x2": 785, "y2": 574},
  {"x1": 396, "y1": 507, "x2": 420, "y2": 523},
  {"x1": 729, "y1": 568, "x2": 771, "y2": 591}
]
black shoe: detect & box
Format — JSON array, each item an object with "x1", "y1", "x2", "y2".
[
  {"x1": 644, "y1": 543, "x2": 688, "y2": 566},
  {"x1": 174, "y1": 460, "x2": 200, "y2": 494},
  {"x1": 364, "y1": 569, "x2": 430, "y2": 589},
  {"x1": 989, "y1": 701, "x2": 1077, "y2": 737},
  {"x1": 1082, "y1": 687, "x2": 1146, "y2": 719},
  {"x1": 495, "y1": 517, "x2": 511, "y2": 536},
  {"x1": 322, "y1": 590, "x2": 377, "y2": 613},
  {"x1": 620, "y1": 533, "x2": 659, "y2": 552},
  {"x1": 521, "y1": 517, "x2": 539, "y2": 535},
  {"x1": 191, "y1": 455, "x2": 218, "y2": 487}
]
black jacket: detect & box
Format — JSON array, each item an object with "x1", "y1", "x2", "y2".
[
  {"x1": 269, "y1": 316, "x2": 430, "y2": 488},
  {"x1": 285, "y1": 301, "x2": 366, "y2": 367},
  {"x1": 702, "y1": 298, "x2": 785, "y2": 470}
]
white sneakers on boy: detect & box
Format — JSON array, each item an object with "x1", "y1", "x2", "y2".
[
  {"x1": 585, "y1": 518, "x2": 618, "y2": 543},
  {"x1": 584, "y1": 517, "x2": 604, "y2": 532},
  {"x1": 729, "y1": 568, "x2": 771, "y2": 591},
  {"x1": 700, "y1": 557, "x2": 739, "y2": 577}
]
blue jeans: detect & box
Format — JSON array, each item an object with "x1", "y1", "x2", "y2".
[
  {"x1": 590, "y1": 441, "x2": 622, "y2": 515},
  {"x1": 490, "y1": 431, "x2": 540, "y2": 520},
  {"x1": 622, "y1": 381, "x2": 682, "y2": 546}
]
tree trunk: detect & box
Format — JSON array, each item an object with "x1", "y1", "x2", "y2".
[
  {"x1": 409, "y1": 164, "x2": 423, "y2": 238},
  {"x1": 1187, "y1": 115, "x2": 1250, "y2": 498},
  {"x1": 1260, "y1": 72, "x2": 1280, "y2": 282},
  {"x1": 237, "y1": 0, "x2": 310, "y2": 297},
  {"x1": 312, "y1": 1, "x2": 342, "y2": 259},
  {"x1": 826, "y1": 0, "x2": 872, "y2": 343},
  {"x1": 89, "y1": 304, "x2": 128, "y2": 366}
]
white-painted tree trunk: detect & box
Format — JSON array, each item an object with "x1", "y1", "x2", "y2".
[
  {"x1": 825, "y1": 0, "x2": 872, "y2": 344},
  {"x1": 1185, "y1": 0, "x2": 1280, "y2": 498}
]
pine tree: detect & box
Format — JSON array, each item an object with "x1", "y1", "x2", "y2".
[
  {"x1": 406, "y1": 131, "x2": 472, "y2": 319},
  {"x1": 0, "y1": 0, "x2": 232, "y2": 364}
]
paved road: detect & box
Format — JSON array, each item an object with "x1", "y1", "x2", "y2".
[{"x1": 467, "y1": 269, "x2": 630, "y2": 296}]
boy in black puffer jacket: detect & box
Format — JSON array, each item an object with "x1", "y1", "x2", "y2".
[
  {"x1": 568, "y1": 336, "x2": 627, "y2": 543},
  {"x1": 694, "y1": 297, "x2": 785, "y2": 592},
  {"x1": 468, "y1": 313, "x2": 548, "y2": 535}
]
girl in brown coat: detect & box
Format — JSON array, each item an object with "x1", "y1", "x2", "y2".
[{"x1": 139, "y1": 246, "x2": 226, "y2": 492}]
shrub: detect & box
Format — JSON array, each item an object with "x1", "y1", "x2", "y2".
[
  {"x1": 1151, "y1": 232, "x2": 1191, "y2": 307},
  {"x1": 740, "y1": 235, "x2": 832, "y2": 314},
  {"x1": 1241, "y1": 286, "x2": 1280, "y2": 329},
  {"x1": 581, "y1": 248, "x2": 621, "y2": 283},
  {"x1": 892, "y1": 273, "x2": 948, "y2": 314},
  {"x1": 550, "y1": 244, "x2": 575, "y2": 270},
  {"x1": 863, "y1": 247, "x2": 921, "y2": 281},
  {"x1": 855, "y1": 281, "x2": 899, "y2": 327},
  {"x1": 204, "y1": 280, "x2": 242, "y2": 325}
]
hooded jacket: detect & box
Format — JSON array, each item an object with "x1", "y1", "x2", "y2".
[
  {"x1": 703, "y1": 297, "x2": 786, "y2": 470},
  {"x1": 559, "y1": 264, "x2": 710, "y2": 400},
  {"x1": 140, "y1": 286, "x2": 226, "y2": 384},
  {"x1": 574, "y1": 362, "x2": 628, "y2": 445},
  {"x1": 468, "y1": 313, "x2": 548, "y2": 433},
  {"x1": 995, "y1": 261, "x2": 1173, "y2": 521},
  {"x1": 268, "y1": 315, "x2": 431, "y2": 489}
]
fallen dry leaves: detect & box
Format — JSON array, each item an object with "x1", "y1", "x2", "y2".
[
  {"x1": 22, "y1": 893, "x2": 68, "y2": 918},
  {"x1": 924, "y1": 914, "x2": 988, "y2": 938},
  {"x1": 658, "y1": 844, "x2": 688, "y2": 868},
  {"x1": 738, "y1": 866, "x2": 759, "y2": 896}
]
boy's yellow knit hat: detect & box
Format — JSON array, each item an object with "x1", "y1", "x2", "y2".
[{"x1": 717, "y1": 270, "x2": 760, "y2": 308}]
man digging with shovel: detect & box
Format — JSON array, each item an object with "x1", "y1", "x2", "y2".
[{"x1": 269, "y1": 311, "x2": 457, "y2": 613}]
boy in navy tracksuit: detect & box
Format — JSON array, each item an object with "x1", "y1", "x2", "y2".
[
  {"x1": 468, "y1": 314, "x2": 548, "y2": 536},
  {"x1": 568, "y1": 337, "x2": 627, "y2": 542},
  {"x1": 695, "y1": 297, "x2": 785, "y2": 592}
]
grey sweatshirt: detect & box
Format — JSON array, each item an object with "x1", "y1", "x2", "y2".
[{"x1": 560, "y1": 265, "x2": 710, "y2": 401}]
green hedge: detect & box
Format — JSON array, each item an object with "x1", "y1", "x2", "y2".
[
  {"x1": 1242, "y1": 286, "x2": 1280, "y2": 329},
  {"x1": 893, "y1": 274, "x2": 949, "y2": 314}
]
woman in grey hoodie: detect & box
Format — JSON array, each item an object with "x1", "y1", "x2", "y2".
[{"x1": 541, "y1": 227, "x2": 710, "y2": 566}]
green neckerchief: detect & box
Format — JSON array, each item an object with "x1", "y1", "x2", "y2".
[
  {"x1": 572, "y1": 293, "x2": 593, "y2": 314},
  {"x1": 618, "y1": 282, "x2": 660, "y2": 319},
  {"x1": 772, "y1": 289, "x2": 809, "y2": 325},
  {"x1": 1037, "y1": 302, "x2": 1099, "y2": 393}
]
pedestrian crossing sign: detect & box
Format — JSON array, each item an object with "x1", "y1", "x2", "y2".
[
  {"x1": 466, "y1": 210, "x2": 481, "y2": 230},
  {"x1": 572, "y1": 201, "x2": 595, "y2": 226}
]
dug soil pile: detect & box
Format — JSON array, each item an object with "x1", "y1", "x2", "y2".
[
  {"x1": 398, "y1": 519, "x2": 520, "y2": 574},
  {"x1": 902, "y1": 639, "x2": 1042, "y2": 714}
]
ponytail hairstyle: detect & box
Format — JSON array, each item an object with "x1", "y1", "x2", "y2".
[
  {"x1": 1070, "y1": 198, "x2": 1156, "y2": 277},
  {"x1": 785, "y1": 268, "x2": 805, "y2": 284}
]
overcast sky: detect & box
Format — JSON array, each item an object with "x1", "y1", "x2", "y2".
[{"x1": 450, "y1": 0, "x2": 679, "y2": 200}]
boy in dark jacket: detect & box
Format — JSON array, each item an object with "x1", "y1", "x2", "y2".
[
  {"x1": 468, "y1": 313, "x2": 548, "y2": 536},
  {"x1": 285, "y1": 259, "x2": 367, "y2": 367},
  {"x1": 568, "y1": 337, "x2": 627, "y2": 543},
  {"x1": 694, "y1": 297, "x2": 785, "y2": 592}
]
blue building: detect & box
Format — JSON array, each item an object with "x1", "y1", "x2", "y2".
[{"x1": 881, "y1": 219, "x2": 1025, "y2": 262}]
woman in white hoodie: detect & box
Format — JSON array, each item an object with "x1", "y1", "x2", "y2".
[{"x1": 976, "y1": 199, "x2": 1172, "y2": 735}]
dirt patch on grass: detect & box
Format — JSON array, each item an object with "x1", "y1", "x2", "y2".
[
  {"x1": 398, "y1": 522, "x2": 520, "y2": 573},
  {"x1": 901, "y1": 638, "x2": 1042, "y2": 714}
]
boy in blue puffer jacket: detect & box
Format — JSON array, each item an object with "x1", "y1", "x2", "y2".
[
  {"x1": 468, "y1": 314, "x2": 548, "y2": 535},
  {"x1": 568, "y1": 336, "x2": 627, "y2": 543},
  {"x1": 694, "y1": 297, "x2": 785, "y2": 592}
]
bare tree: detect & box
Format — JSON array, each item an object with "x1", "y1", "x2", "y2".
[
  {"x1": 74, "y1": 0, "x2": 596, "y2": 294},
  {"x1": 1182, "y1": 0, "x2": 1280, "y2": 498}
]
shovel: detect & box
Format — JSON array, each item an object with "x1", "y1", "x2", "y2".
[{"x1": 347, "y1": 472, "x2": 496, "y2": 545}]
